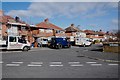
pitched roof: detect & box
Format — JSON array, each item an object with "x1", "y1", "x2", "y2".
[
  {"x1": 36, "y1": 19, "x2": 63, "y2": 30},
  {"x1": 0, "y1": 10, "x2": 29, "y2": 26},
  {"x1": 84, "y1": 30, "x2": 95, "y2": 34},
  {"x1": 65, "y1": 24, "x2": 79, "y2": 32},
  {"x1": 95, "y1": 31, "x2": 105, "y2": 35},
  {"x1": 84, "y1": 30, "x2": 105, "y2": 35},
  {"x1": 0, "y1": 15, "x2": 15, "y2": 23}
]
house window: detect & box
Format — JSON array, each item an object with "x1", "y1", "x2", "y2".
[
  {"x1": 46, "y1": 29, "x2": 52, "y2": 33},
  {"x1": 21, "y1": 27, "x2": 26, "y2": 31},
  {"x1": 95, "y1": 35, "x2": 98, "y2": 37},
  {"x1": 56, "y1": 30, "x2": 61, "y2": 34},
  {"x1": 39, "y1": 29, "x2": 44, "y2": 32}
]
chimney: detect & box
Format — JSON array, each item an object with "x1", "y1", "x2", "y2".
[
  {"x1": 71, "y1": 24, "x2": 74, "y2": 27},
  {"x1": 0, "y1": 10, "x2": 3, "y2": 16},
  {"x1": 99, "y1": 29, "x2": 102, "y2": 32},
  {"x1": 15, "y1": 16, "x2": 20, "y2": 22},
  {"x1": 44, "y1": 18, "x2": 49, "y2": 23}
]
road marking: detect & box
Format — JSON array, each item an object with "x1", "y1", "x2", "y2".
[
  {"x1": 50, "y1": 62, "x2": 62, "y2": 64},
  {"x1": 0, "y1": 61, "x2": 3, "y2": 64},
  {"x1": 6, "y1": 64, "x2": 20, "y2": 66},
  {"x1": 30, "y1": 48, "x2": 52, "y2": 51},
  {"x1": 31, "y1": 62, "x2": 43, "y2": 64},
  {"x1": 11, "y1": 62, "x2": 23, "y2": 64},
  {"x1": 28, "y1": 64, "x2": 42, "y2": 67},
  {"x1": 50, "y1": 65, "x2": 63, "y2": 67},
  {"x1": 68, "y1": 62, "x2": 80, "y2": 64},
  {"x1": 86, "y1": 62, "x2": 97, "y2": 64},
  {"x1": 1, "y1": 51, "x2": 22, "y2": 53},
  {"x1": 91, "y1": 64, "x2": 102, "y2": 66},
  {"x1": 108, "y1": 64, "x2": 118, "y2": 66},
  {"x1": 70, "y1": 64, "x2": 83, "y2": 67}
]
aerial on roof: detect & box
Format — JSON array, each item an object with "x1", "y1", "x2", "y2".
[{"x1": 36, "y1": 18, "x2": 63, "y2": 30}]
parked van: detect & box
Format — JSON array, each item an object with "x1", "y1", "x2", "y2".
[
  {"x1": 75, "y1": 37, "x2": 92, "y2": 46},
  {"x1": 48, "y1": 37, "x2": 71, "y2": 49},
  {"x1": 37, "y1": 38, "x2": 48, "y2": 47},
  {"x1": 0, "y1": 35, "x2": 31, "y2": 51}
]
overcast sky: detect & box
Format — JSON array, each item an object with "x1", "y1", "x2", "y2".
[{"x1": 2, "y1": 2, "x2": 118, "y2": 32}]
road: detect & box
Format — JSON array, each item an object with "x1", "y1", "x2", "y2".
[{"x1": 1, "y1": 44, "x2": 119, "y2": 78}]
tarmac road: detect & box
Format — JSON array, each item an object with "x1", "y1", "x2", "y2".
[{"x1": 1, "y1": 44, "x2": 119, "y2": 78}]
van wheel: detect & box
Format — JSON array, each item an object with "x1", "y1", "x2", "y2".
[
  {"x1": 57, "y1": 44, "x2": 62, "y2": 49},
  {"x1": 23, "y1": 46, "x2": 28, "y2": 51},
  {"x1": 83, "y1": 44, "x2": 86, "y2": 47}
]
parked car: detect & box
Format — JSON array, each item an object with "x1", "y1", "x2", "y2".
[{"x1": 48, "y1": 37, "x2": 71, "y2": 49}]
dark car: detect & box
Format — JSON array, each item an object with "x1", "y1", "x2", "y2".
[{"x1": 48, "y1": 37, "x2": 71, "y2": 49}]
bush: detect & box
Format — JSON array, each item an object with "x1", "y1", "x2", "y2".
[{"x1": 93, "y1": 40, "x2": 100, "y2": 44}]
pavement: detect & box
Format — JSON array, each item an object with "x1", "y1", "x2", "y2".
[{"x1": 75, "y1": 44, "x2": 119, "y2": 63}]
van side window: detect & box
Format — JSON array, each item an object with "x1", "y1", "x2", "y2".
[
  {"x1": 18, "y1": 37, "x2": 27, "y2": 44},
  {"x1": 9, "y1": 37, "x2": 16, "y2": 42}
]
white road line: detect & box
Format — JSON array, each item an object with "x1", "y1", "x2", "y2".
[
  {"x1": 86, "y1": 62, "x2": 97, "y2": 64},
  {"x1": 0, "y1": 61, "x2": 3, "y2": 64},
  {"x1": 108, "y1": 64, "x2": 118, "y2": 66},
  {"x1": 68, "y1": 62, "x2": 80, "y2": 64},
  {"x1": 28, "y1": 64, "x2": 42, "y2": 67},
  {"x1": 49, "y1": 65, "x2": 63, "y2": 67},
  {"x1": 11, "y1": 62, "x2": 23, "y2": 64},
  {"x1": 91, "y1": 64, "x2": 102, "y2": 66},
  {"x1": 31, "y1": 62, "x2": 43, "y2": 64},
  {"x1": 70, "y1": 64, "x2": 83, "y2": 67},
  {"x1": 13, "y1": 51, "x2": 22, "y2": 52},
  {"x1": 6, "y1": 64, "x2": 20, "y2": 66},
  {"x1": 50, "y1": 62, "x2": 62, "y2": 64}
]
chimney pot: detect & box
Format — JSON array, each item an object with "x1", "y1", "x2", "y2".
[
  {"x1": 71, "y1": 24, "x2": 74, "y2": 26},
  {"x1": 44, "y1": 18, "x2": 49, "y2": 22}
]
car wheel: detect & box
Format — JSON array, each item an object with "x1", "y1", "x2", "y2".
[
  {"x1": 23, "y1": 46, "x2": 28, "y2": 51},
  {"x1": 57, "y1": 44, "x2": 62, "y2": 49}
]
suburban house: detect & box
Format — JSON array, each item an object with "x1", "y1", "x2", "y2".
[
  {"x1": 65, "y1": 24, "x2": 86, "y2": 41},
  {"x1": 0, "y1": 10, "x2": 3, "y2": 39},
  {"x1": 0, "y1": 10, "x2": 31, "y2": 41},
  {"x1": 36, "y1": 18, "x2": 65, "y2": 39},
  {"x1": 104, "y1": 31, "x2": 118, "y2": 42},
  {"x1": 84, "y1": 30, "x2": 105, "y2": 41}
]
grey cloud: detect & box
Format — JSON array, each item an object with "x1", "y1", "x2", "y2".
[{"x1": 7, "y1": 2, "x2": 118, "y2": 18}]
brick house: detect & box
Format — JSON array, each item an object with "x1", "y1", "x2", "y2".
[
  {"x1": 104, "y1": 31, "x2": 118, "y2": 42},
  {"x1": 36, "y1": 18, "x2": 65, "y2": 38},
  {"x1": 0, "y1": 10, "x2": 31, "y2": 41},
  {"x1": 84, "y1": 30, "x2": 105, "y2": 41},
  {"x1": 65, "y1": 24, "x2": 86, "y2": 43}
]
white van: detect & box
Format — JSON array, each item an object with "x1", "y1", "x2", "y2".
[
  {"x1": 37, "y1": 38, "x2": 48, "y2": 47},
  {"x1": 0, "y1": 36, "x2": 31, "y2": 51},
  {"x1": 75, "y1": 37, "x2": 92, "y2": 46}
]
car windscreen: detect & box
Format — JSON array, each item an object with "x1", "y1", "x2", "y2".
[{"x1": 43, "y1": 39, "x2": 48, "y2": 41}]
